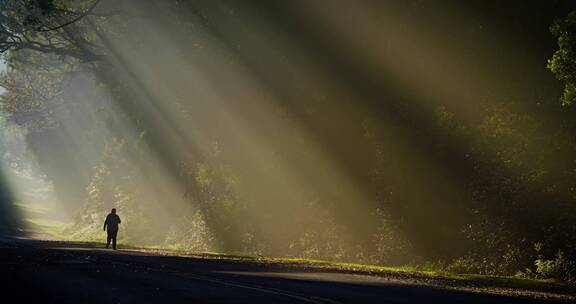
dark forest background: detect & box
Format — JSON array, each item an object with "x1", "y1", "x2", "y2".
[{"x1": 1, "y1": 0, "x2": 576, "y2": 282}]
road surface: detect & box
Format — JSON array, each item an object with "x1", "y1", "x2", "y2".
[{"x1": 0, "y1": 238, "x2": 570, "y2": 303}]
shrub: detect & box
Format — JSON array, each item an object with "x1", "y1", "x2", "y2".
[{"x1": 531, "y1": 242, "x2": 576, "y2": 282}]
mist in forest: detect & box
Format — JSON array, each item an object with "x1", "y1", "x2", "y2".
[{"x1": 1, "y1": 0, "x2": 576, "y2": 274}]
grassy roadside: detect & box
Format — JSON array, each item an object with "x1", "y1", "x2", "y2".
[
  {"x1": 216, "y1": 256, "x2": 576, "y2": 296},
  {"x1": 116, "y1": 246, "x2": 576, "y2": 298},
  {"x1": 35, "y1": 234, "x2": 575, "y2": 299},
  {"x1": 27, "y1": 211, "x2": 573, "y2": 298}
]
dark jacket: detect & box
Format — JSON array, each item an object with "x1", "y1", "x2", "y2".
[{"x1": 104, "y1": 213, "x2": 121, "y2": 231}]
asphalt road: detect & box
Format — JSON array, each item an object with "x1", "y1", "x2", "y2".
[{"x1": 0, "y1": 239, "x2": 569, "y2": 303}]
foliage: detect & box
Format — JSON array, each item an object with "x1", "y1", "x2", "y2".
[
  {"x1": 0, "y1": 0, "x2": 103, "y2": 60},
  {"x1": 531, "y1": 243, "x2": 576, "y2": 282},
  {"x1": 0, "y1": 50, "x2": 76, "y2": 131},
  {"x1": 1, "y1": 0, "x2": 576, "y2": 284},
  {"x1": 549, "y1": 11, "x2": 576, "y2": 105}
]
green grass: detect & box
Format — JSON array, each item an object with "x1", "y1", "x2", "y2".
[
  {"x1": 25, "y1": 218, "x2": 70, "y2": 239},
  {"x1": 16, "y1": 202, "x2": 51, "y2": 214},
  {"x1": 126, "y1": 248, "x2": 576, "y2": 296},
  {"x1": 268, "y1": 258, "x2": 575, "y2": 294}
]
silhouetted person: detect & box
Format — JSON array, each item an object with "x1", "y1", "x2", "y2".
[{"x1": 103, "y1": 208, "x2": 121, "y2": 250}]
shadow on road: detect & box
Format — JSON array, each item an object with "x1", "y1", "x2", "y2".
[{"x1": 0, "y1": 239, "x2": 569, "y2": 304}]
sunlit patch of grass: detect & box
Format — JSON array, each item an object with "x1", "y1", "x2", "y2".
[
  {"x1": 249, "y1": 258, "x2": 576, "y2": 295},
  {"x1": 16, "y1": 202, "x2": 51, "y2": 214},
  {"x1": 25, "y1": 218, "x2": 69, "y2": 240},
  {"x1": 447, "y1": 273, "x2": 576, "y2": 295}
]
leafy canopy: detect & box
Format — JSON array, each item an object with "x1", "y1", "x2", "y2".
[
  {"x1": 548, "y1": 11, "x2": 576, "y2": 105},
  {"x1": 0, "y1": 0, "x2": 101, "y2": 60}
]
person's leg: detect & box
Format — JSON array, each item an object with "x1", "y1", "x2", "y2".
[
  {"x1": 112, "y1": 230, "x2": 118, "y2": 250},
  {"x1": 106, "y1": 232, "x2": 111, "y2": 248}
]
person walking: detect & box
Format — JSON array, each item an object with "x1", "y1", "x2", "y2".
[{"x1": 103, "y1": 208, "x2": 121, "y2": 250}]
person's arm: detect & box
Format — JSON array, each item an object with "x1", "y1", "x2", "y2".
[
  {"x1": 118, "y1": 215, "x2": 121, "y2": 224},
  {"x1": 103, "y1": 216, "x2": 108, "y2": 231}
]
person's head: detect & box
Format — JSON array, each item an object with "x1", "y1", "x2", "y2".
[{"x1": 111, "y1": 208, "x2": 116, "y2": 214}]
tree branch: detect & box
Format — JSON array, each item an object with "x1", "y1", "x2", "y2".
[{"x1": 38, "y1": 0, "x2": 102, "y2": 32}]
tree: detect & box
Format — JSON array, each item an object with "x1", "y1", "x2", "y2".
[
  {"x1": 0, "y1": 0, "x2": 103, "y2": 61},
  {"x1": 548, "y1": 11, "x2": 576, "y2": 105},
  {"x1": 0, "y1": 50, "x2": 73, "y2": 131}
]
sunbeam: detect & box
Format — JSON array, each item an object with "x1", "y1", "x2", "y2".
[{"x1": 1, "y1": 0, "x2": 576, "y2": 283}]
